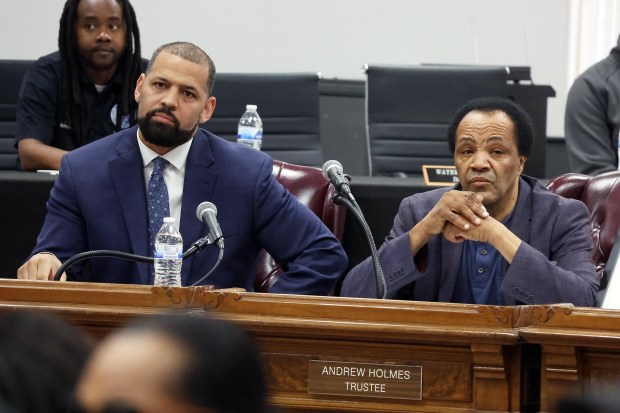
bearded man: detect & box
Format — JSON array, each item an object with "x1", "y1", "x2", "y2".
[{"x1": 17, "y1": 41, "x2": 347, "y2": 294}]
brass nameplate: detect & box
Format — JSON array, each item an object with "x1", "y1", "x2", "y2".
[
  {"x1": 422, "y1": 165, "x2": 458, "y2": 187},
  {"x1": 308, "y1": 360, "x2": 422, "y2": 400}
]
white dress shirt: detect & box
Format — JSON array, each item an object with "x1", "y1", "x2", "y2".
[{"x1": 137, "y1": 131, "x2": 193, "y2": 227}]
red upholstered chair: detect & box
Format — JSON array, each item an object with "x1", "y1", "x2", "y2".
[
  {"x1": 546, "y1": 171, "x2": 620, "y2": 283},
  {"x1": 253, "y1": 160, "x2": 347, "y2": 292}
]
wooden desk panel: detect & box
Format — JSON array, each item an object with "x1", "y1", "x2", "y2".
[
  {"x1": 0, "y1": 279, "x2": 526, "y2": 413},
  {"x1": 519, "y1": 305, "x2": 620, "y2": 412}
]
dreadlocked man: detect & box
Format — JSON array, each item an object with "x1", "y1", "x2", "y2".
[{"x1": 16, "y1": 0, "x2": 145, "y2": 171}]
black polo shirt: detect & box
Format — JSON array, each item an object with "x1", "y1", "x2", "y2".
[{"x1": 16, "y1": 51, "x2": 146, "y2": 150}]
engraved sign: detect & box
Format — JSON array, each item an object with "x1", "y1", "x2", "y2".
[
  {"x1": 308, "y1": 361, "x2": 422, "y2": 400},
  {"x1": 422, "y1": 165, "x2": 458, "y2": 187}
]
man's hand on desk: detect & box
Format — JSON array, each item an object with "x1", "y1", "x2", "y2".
[{"x1": 17, "y1": 253, "x2": 66, "y2": 281}]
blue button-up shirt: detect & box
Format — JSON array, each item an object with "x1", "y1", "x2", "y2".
[{"x1": 452, "y1": 211, "x2": 515, "y2": 305}]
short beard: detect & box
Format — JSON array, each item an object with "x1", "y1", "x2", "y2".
[
  {"x1": 138, "y1": 107, "x2": 196, "y2": 147},
  {"x1": 80, "y1": 48, "x2": 123, "y2": 71}
]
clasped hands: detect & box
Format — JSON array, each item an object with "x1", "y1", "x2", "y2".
[{"x1": 423, "y1": 190, "x2": 496, "y2": 244}]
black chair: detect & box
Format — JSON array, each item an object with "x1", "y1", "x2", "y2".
[
  {"x1": 203, "y1": 73, "x2": 323, "y2": 167},
  {"x1": 0, "y1": 60, "x2": 33, "y2": 170},
  {"x1": 364, "y1": 64, "x2": 508, "y2": 176}
]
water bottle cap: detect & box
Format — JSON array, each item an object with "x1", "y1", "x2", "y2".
[
  {"x1": 163, "y1": 217, "x2": 175, "y2": 223},
  {"x1": 246, "y1": 104, "x2": 257, "y2": 111}
]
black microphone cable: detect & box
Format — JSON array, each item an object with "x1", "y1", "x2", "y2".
[
  {"x1": 183, "y1": 235, "x2": 213, "y2": 258},
  {"x1": 52, "y1": 237, "x2": 222, "y2": 283},
  {"x1": 334, "y1": 194, "x2": 387, "y2": 299},
  {"x1": 53, "y1": 250, "x2": 153, "y2": 281},
  {"x1": 190, "y1": 238, "x2": 224, "y2": 286}
]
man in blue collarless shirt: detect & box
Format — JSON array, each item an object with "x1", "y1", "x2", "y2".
[
  {"x1": 452, "y1": 212, "x2": 514, "y2": 305},
  {"x1": 341, "y1": 97, "x2": 598, "y2": 306}
]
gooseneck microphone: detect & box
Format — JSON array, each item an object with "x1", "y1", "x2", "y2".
[
  {"x1": 322, "y1": 160, "x2": 355, "y2": 203},
  {"x1": 184, "y1": 201, "x2": 223, "y2": 257},
  {"x1": 196, "y1": 202, "x2": 223, "y2": 243},
  {"x1": 190, "y1": 202, "x2": 224, "y2": 286},
  {"x1": 322, "y1": 160, "x2": 387, "y2": 299}
]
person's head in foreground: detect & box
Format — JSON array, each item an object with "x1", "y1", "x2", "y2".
[
  {"x1": 0, "y1": 310, "x2": 94, "y2": 413},
  {"x1": 74, "y1": 313, "x2": 268, "y2": 413}
]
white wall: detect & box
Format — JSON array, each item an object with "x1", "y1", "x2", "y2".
[{"x1": 0, "y1": 0, "x2": 597, "y2": 137}]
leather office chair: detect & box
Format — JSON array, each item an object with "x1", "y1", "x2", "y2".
[
  {"x1": 253, "y1": 160, "x2": 347, "y2": 292},
  {"x1": 0, "y1": 60, "x2": 33, "y2": 170},
  {"x1": 364, "y1": 64, "x2": 508, "y2": 176},
  {"x1": 203, "y1": 73, "x2": 323, "y2": 167},
  {"x1": 546, "y1": 171, "x2": 620, "y2": 293}
]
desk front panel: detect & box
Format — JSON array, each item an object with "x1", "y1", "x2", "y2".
[{"x1": 0, "y1": 280, "x2": 525, "y2": 413}]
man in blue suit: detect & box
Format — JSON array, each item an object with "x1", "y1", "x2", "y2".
[
  {"x1": 17, "y1": 41, "x2": 347, "y2": 295},
  {"x1": 341, "y1": 97, "x2": 598, "y2": 306}
]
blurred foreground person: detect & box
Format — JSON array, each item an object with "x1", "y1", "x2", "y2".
[
  {"x1": 0, "y1": 310, "x2": 94, "y2": 413},
  {"x1": 557, "y1": 387, "x2": 620, "y2": 413},
  {"x1": 75, "y1": 313, "x2": 268, "y2": 413}
]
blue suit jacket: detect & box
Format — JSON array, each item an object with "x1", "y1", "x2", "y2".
[
  {"x1": 340, "y1": 176, "x2": 599, "y2": 306},
  {"x1": 31, "y1": 126, "x2": 347, "y2": 294}
]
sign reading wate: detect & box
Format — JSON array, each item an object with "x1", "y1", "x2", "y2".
[
  {"x1": 308, "y1": 360, "x2": 422, "y2": 400},
  {"x1": 422, "y1": 165, "x2": 459, "y2": 187}
]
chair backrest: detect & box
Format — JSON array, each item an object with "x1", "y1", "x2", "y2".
[
  {"x1": 253, "y1": 160, "x2": 347, "y2": 292},
  {"x1": 364, "y1": 64, "x2": 508, "y2": 176},
  {"x1": 546, "y1": 171, "x2": 620, "y2": 285},
  {"x1": 203, "y1": 73, "x2": 323, "y2": 167},
  {"x1": 0, "y1": 60, "x2": 33, "y2": 170}
]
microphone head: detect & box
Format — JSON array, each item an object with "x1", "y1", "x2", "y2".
[
  {"x1": 196, "y1": 201, "x2": 217, "y2": 221},
  {"x1": 322, "y1": 160, "x2": 343, "y2": 179}
]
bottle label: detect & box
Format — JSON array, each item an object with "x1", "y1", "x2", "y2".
[
  {"x1": 237, "y1": 126, "x2": 263, "y2": 140},
  {"x1": 155, "y1": 244, "x2": 183, "y2": 259}
]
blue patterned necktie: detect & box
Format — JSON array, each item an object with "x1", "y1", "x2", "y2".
[{"x1": 147, "y1": 157, "x2": 170, "y2": 258}]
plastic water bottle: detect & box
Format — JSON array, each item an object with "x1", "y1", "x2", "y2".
[
  {"x1": 153, "y1": 217, "x2": 183, "y2": 287},
  {"x1": 237, "y1": 104, "x2": 263, "y2": 150}
]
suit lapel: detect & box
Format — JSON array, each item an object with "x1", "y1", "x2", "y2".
[
  {"x1": 503, "y1": 178, "x2": 532, "y2": 305},
  {"x1": 508, "y1": 178, "x2": 532, "y2": 246},
  {"x1": 179, "y1": 130, "x2": 219, "y2": 284},
  {"x1": 109, "y1": 128, "x2": 150, "y2": 284}
]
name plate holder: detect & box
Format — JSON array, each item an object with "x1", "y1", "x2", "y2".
[
  {"x1": 422, "y1": 165, "x2": 458, "y2": 187},
  {"x1": 308, "y1": 360, "x2": 422, "y2": 400}
]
